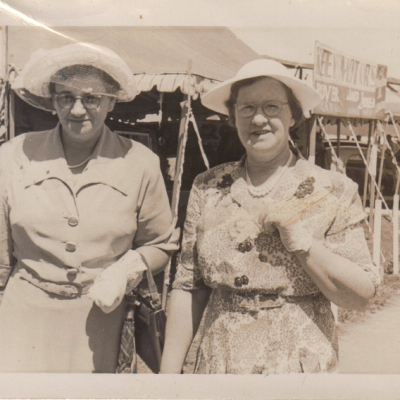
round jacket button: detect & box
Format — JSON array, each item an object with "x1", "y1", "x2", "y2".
[
  {"x1": 67, "y1": 268, "x2": 78, "y2": 276},
  {"x1": 68, "y1": 217, "x2": 79, "y2": 227},
  {"x1": 241, "y1": 275, "x2": 249, "y2": 285},
  {"x1": 65, "y1": 242, "x2": 76, "y2": 252}
]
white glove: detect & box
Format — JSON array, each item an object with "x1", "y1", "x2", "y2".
[
  {"x1": 88, "y1": 250, "x2": 147, "y2": 313},
  {"x1": 261, "y1": 188, "x2": 334, "y2": 253}
]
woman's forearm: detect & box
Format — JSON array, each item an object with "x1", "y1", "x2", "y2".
[
  {"x1": 296, "y1": 239, "x2": 375, "y2": 311},
  {"x1": 135, "y1": 246, "x2": 170, "y2": 275},
  {"x1": 160, "y1": 288, "x2": 211, "y2": 374}
]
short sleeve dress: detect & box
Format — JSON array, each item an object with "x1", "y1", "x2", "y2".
[{"x1": 173, "y1": 155, "x2": 381, "y2": 374}]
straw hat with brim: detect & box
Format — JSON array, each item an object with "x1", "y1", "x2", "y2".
[
  {"x1": 12, "y1": 42, "x2": 138, "y2": 112},
  {"x1": 201, "y1": 59, "x2": 321, "y2": 118}
]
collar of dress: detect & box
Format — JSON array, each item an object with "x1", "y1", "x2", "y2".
[
  {"x1": 226, "y1": 153, "x2": 331, "y2": 210},
  {"x1": 22, "y1": 124, "x2": 132, "y2": 195}
]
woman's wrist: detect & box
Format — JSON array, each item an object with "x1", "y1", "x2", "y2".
[{"x1": 278, "y1": 223, "x2": 313, "y2": 254}]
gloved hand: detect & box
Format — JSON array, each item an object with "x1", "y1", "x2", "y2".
[
  {"x1": 260, "y1": 188, "x2": 335, "y2": 253},
  {"x1": 88, "y1": 250, "x2": 147, "y2": 313}
]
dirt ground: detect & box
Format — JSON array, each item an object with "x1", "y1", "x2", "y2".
[{"x1": 338, "y1": 294, "x2": 400, "y2": 374}]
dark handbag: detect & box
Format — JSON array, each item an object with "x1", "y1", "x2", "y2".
[
  {"x1": 134, "y1": 268, "x2": 166, "y2": 374},
  {"x1": 117, "y1": 265, "x2": 166, "y2": 374}
]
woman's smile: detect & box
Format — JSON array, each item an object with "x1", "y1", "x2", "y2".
[{"x1": 68, "y1": 118, "x2": 90, "y2": 123}]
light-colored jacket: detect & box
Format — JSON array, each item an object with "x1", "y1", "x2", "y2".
[{"x1": 0, "y1": 124, "x2": 178, "y2": 294}]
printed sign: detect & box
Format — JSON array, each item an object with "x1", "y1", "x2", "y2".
[{"x1": 313, "y1": 41, "x2": 387, "y2": 119}]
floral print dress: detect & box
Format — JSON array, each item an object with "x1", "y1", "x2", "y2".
[{"x1": 173, "y1": 155, "x2": 381, "y2": 374}]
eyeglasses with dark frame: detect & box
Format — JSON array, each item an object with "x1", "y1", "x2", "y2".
[
  {"x1": 54, "y1": 93, "x2": 106, "y2": 110},
  {"x1": 236, "y1": 100, "x2": 289, "y2": 118}
]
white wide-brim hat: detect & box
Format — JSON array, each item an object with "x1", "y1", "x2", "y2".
[
  {"x1": 13, "y1": 42, "x2": 138, "y2": 112},
  {"x1": 202, "y1": 59, "x2": 321, "y2": 118}
]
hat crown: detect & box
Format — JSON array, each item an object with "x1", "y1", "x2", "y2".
[
  {"x1": 201, "y1": 58, "x2": 321, "y2": 118},
  {"x1": 236, "y1": 59, "x2": 291, "y2": 80},
  {"x1": 14, "y1": 41, "x2": 138, "y2": 111}
]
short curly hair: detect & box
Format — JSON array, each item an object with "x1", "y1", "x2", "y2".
[{"x1": 224, "y1": 76, "x2": 304, "y2": 129}]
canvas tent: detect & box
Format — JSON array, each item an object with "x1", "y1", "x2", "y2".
[{"x1": 3, "y1": 26, "x2": 259, "y2": 95}]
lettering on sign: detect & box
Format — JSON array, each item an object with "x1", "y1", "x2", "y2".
[{"x1": 313, "y1": 41, "x2": 387, "y2": 119}]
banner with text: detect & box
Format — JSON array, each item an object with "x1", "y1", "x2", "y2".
[{"x1": 313, "y1": 41, "x2": 387, "y2": 119}]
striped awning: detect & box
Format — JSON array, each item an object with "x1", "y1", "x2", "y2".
[{"x1": 134, "y1": 73, "x2": 220, "y2": 99}]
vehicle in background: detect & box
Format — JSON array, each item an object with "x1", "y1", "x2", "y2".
[{"x1": 322, "y1": 140, "x2": 397, "y2": 208}]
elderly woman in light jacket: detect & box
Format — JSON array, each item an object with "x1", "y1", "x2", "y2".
[{"x1": 0, "y1": 43, "x2": 178, "y2": 372}]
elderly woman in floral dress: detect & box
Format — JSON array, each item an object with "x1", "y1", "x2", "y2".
[{"x1": 160, "y1": 59, "x2": 381, "y2": 374}]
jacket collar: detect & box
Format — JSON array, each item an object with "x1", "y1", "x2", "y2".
[{"x1": 24, "y1": 124, "x2": 132, "y2": 195}]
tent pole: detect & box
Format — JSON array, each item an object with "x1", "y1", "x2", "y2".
[
  {"x1": 162, "y1": 95, "x2": 190, "y2": 310},
  {"x1": 8, "y1": 89, "x2": 15, "y2": 140},
  {"x1": 393, "y1": 194, "x2": 399, "y2": 275},
  {"x1": 373, "y1": 199, "x2": 382, "y2": 273},
  {"x1": 162, "y1": 60, "x2": 194, "y2": 309},
  {"x1": 308, "y1": 116, "x2": 317, "y2": 165},
  {"x1": 369, "y1": 122, "x2": 378, "y2": 229},
  {"x1": 170, "y1": 95, "x2": 189, "y2": 216},
  {"x1": 0, "y1": 26, "x2": 7, "y2": 79},
  {"x1": 377, "y1": 137, "x2": 386, "y2": 202},
  {"x1": 362, "y1": 121, "x2": 373, "y2": 210}
]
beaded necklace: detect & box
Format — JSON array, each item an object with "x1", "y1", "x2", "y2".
[
  {"x1": 245, "y1": 152, "x2": 293, "y2": 198},
  {"x1": 68, "y1": 155, "x2": 91, "y2": 169}
]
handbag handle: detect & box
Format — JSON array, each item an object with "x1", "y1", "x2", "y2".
[{"x1": 142, "y1": 262, "x2": 163, "y2": 311}]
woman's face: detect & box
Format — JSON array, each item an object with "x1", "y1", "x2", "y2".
[
  {"x1": 234, "y1": 77, "x2": 295, "y2": 161},
  {"x1": 52, "y1": 81, "x2": 116, "y2": 144}
]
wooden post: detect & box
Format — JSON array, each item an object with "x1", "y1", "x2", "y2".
[
  {"x1": 162, "y1": 95, "x2": 189, "y2": 310},
  {"x1": 373, "y1": 199, "x2": 382, "y2": 270},
  {"x1": 308, "y1": 117, "x2": 317, "y2": 165},
  {"x1": 369, "y1": 143, "x2": 378, "y2": 229},
  {"x1": 8, "y1": 89, "x2": 15, "y2": 140},
  {"x1": 0, "y1": 26, "x2": 7, "y2": 78},
  {"x1": 336, "y1": 119, "x2": 341, "y2": 157},
  {"x1": 377, "y1": 140, "x2": 386, "y2": 201},
  {"x1": 393, "y1": 194, "x2": 399, "y2": 275},
  {"x1": 362, "y1": 122, "x2": 374, "y2": 210},
  {"x1": 362, "y1": 140, "x2": 372, "y2": 210},
  {"x1": 170, "y1": 96, "x2": 189, "y2": 217}
]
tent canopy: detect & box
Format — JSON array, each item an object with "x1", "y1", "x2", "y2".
[{"x1": 6, "y1": 26, "x2": 261, "y2": 97}]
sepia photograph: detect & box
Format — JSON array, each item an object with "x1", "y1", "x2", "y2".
[{"x1": 0, "y1": 1, "x2": 400, "y2": 399}]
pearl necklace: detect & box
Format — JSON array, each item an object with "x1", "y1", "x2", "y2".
[
  {"x1": 68, "y1": 155, "x2": 92, "y2": 169},
  {"x1": 245, "y1": 152, "x2": 293, "y2": 198}
]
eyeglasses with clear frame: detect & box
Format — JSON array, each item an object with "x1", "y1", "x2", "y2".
[
  {"x1": 236, "y1": 100, "x2": 289, "y2": 118},
  {"x1": 54, "y1": 93, "x2": 105, "y2": 110}
]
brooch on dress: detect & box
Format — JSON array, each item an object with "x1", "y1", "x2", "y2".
[
  {"x1": 294, "y1": 176, "x2": 315, "y2": 198},
  {"x1": 216, "y1": 173, "x2": 234, "y2": 190}
]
